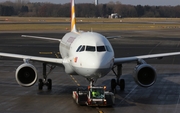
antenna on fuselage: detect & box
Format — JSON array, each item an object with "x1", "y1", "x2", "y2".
[{"x1": 71, "y1": 0, "x2": 78, "y2": 33}]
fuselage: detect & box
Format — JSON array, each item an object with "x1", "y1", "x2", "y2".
[{"x1": 60, "y1": 31, "x2": 114, "y2": 80}]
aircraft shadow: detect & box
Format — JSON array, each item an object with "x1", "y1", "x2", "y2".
[{"x1": 101, "y1": 72, "x2": 180, "y2": 107}]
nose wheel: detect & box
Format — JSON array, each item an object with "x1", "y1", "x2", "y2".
[
  {"x1": 87, "y1": 78, "x2": 95, "y2": 87},
  {"x1": 38, "y1": 63, "x2": 55, "y2": 90},
  {"x1": 111, "y1": 64, "x2": 125, "y2": 92}
]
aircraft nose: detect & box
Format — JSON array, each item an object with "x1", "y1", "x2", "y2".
[
  {"x1": 86, "y1": 53, "x2": 113, "y2": 69},
  {"x1": 75, "y1": 52, "x2": 114, "y2": 78}
]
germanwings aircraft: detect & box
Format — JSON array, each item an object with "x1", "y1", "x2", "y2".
[{"x1": 1, "y1": 0, "x2": 180, "y2": 91}]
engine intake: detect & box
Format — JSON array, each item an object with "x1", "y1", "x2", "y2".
[
  {"x1": 15, "y1": 63, "x2": 38, "y2": 87},
  {"x1": 133, "y1": 64, "x2": 157, "y2": 87}
]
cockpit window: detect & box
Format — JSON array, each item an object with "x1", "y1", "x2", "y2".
[
  {"x1": 76, "y1": 45, "x2": 82, "y2": 52},
  {"x1": 76, "y1": 45, "x2": 112, "y2": 52},
  {"x1": 79, "y1": 45, "x2": 85, "y2": 52},
  {"x1": 86, "y1": 46, "x2": 95, "y2": 52},
  {"x1": 97, "y1": 46, "x2": 106, "y2": 52}
]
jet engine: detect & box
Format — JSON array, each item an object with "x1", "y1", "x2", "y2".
[
  {"x1": 133, "y1": 64, "x2": 157, "y2": 87},
  {"x1": 15, "y1": 63, "x2": 38, "y2": 87}
]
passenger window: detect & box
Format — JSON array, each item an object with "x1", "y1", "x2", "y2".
[
  {"x1": 97, "y1": 46, "x2": 106, "y2": 52},
  {"x1": 86, "y1": 46, "x2": 95, "y2": 52},
  {"x1": 79, "y1": 45, "x2": 85, "y2": 52},
  {"x1": 76, "y1": 45, "x2": 82, "y2": 52}
]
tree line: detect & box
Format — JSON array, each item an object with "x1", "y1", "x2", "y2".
[{"x1": 0, "y1": 1, "x2": 180, "y2": 17}]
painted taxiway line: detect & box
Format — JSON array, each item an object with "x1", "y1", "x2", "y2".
[{"x1": 70, "y1": 75, "x2": 80, "y2": 86}]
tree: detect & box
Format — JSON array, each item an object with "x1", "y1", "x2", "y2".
[
  {"x1": 20, "y1": 5, "x2": 28, "y2": 12},
  {"x1": 0, "y1": 5, "x2": 2, "y2": 15},
  {"x1": 135, "y1": 5, "x2": 144, "y2": 17},
  {"x1": 1, "y1": 5, "x2": 14, "y2": 16},
  {"x1": 0, "y1": 1, "x2": 180, "y2": 17}
]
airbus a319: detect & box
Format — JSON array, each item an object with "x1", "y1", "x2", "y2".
[{"x1": 0, "y1": 0, "x2": 180, "y2": 95}]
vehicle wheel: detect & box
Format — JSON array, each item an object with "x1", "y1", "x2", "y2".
[
  {"x1": 47, "y1": 79, "x2": 52, "y2": 90},
  {"x1": 38, "y1": 79, "x2": 43, "y2": 90},
  {"x1": 111, "y1": 79, "x2": 116, "y2": 92},
  {"x1": 120, "y1": 79, "x2": 125, "y2": 91}
]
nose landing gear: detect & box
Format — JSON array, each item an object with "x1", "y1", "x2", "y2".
[{"x1": 87, "y1": 78, "x2": 95, "y2": 87}]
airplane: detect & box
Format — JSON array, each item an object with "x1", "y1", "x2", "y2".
[{"x1": 1, "y1": 0, "x2": 180, "y2": 91}]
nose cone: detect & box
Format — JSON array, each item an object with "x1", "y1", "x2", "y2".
[
  {"x1": 77, "y1": 52, "x2": 114, "y2": 78},
  {"x1": 86, "y1": 53, "x2": 113, "y2": 69}
]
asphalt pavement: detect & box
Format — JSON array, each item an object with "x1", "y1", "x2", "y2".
[{"x1": 0, "y1": 29, "x2": 180, "y2": 113}]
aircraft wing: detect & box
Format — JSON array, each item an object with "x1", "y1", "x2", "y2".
[
  {"x1": 0, "y1": 35, "x2": 63, "y2": 65},
  {"x1": 114, "y1": 52, "x2": 180, "y2": 65},
  {"x1": 0, "y1": 52, "x2": 63, "y2": 65}
]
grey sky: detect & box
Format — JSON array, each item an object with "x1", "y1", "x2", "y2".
[{"x1": 1, "y1": 0, "x2": 180, "y2": 6}]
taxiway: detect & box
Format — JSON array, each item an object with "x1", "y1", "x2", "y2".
[{"x1": 0, "y1": 29, "x2": 180, "y2": 113}]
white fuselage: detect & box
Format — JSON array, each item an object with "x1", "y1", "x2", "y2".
[{"x1": 60, "y1": 31, "x2": 114, "y2": 80}]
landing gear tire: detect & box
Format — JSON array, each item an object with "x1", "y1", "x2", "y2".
[
  {"x1": 40, "y1": 63, "x2": 55, "y2": 91},
  {"x1": 112, "y1": 64, "x2": 126, "y2": 91},
  {"x1": 38, "y1": 79, "x2": 43, "y2": 90},
  {"x1": 38, "y1": 78, "x2": 52, "y2": 90},
  {"x1": 111, "y1": 79, "x2": 117, "y2": 92},
  {"x1": 47, "y1": 79, "x2": 52, "y2": 90},
  {"x1": 120, "y1": 79, "x2": 125, "y2": 91}
]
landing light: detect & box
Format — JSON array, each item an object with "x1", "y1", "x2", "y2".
[
  {"x1": 104, "y1": 99, "x2": 107, "y2": 105},
  {"x1": 104, "y1": 86, "x2": 106, "y2": 90},
  {"x1": 74, "y1": 57, "x2": 78, "y2": 63}
]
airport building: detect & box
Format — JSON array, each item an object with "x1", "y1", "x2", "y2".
[{"x1": 110, "y1": 13, "x2": 121, "y2": 18}]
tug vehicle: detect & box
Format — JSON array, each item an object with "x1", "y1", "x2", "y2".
[{"x1": 73, "y1": 86, "x2": 115, "y2": 106}]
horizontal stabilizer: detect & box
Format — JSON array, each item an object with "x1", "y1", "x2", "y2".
[
  {"x1": 22, "y1": 35, "x2": 61, "y2": 42},
  {"x1": 106, "y1": 36, "x2": 121, "y2": 39}
]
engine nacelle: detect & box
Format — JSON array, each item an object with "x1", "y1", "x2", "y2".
[
  {"x1": 133, "y1": 64, "x2": 157, "y2": 87},
  {"x1": 15, "y1": 63, "x2": 38, "y2": 87}
]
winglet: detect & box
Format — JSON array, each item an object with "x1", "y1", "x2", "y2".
[{"x1": 71, "y1": 0, "x2": 77, "y2": 32}]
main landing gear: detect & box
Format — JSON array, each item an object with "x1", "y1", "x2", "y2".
[
  {"x1": 38, "y1": 63, "x2": 56, "y2": 90},
  {"x1": 111, "y1": 64, "x2": 125, "y2": 92}
]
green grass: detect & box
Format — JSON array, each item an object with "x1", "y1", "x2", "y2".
[
  {"x1": 1, "y1": 16, "x2": 180, "y2": 22},
  {"x1": 0, "y1": 17, "x2": 180, "y2": 31},
  {"x1": 0, "y1": 24, "x2": 69, "y2": 31}
]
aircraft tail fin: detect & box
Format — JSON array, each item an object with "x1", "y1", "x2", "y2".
[{"x1": 71, "y1": 0, "x2": 77, "y2": 32}]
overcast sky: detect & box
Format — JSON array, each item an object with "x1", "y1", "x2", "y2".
[{"x1": 1, "y1": 0, "x2": 180, "y2": 6}]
